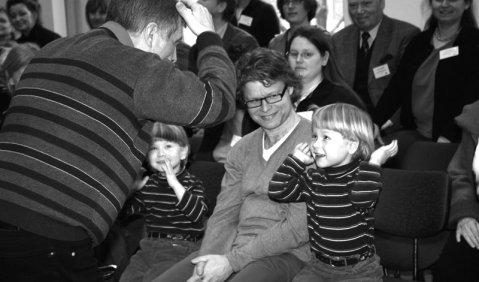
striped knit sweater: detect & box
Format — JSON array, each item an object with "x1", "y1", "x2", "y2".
[
  {"x1": 125, "y1": 170, "x2": 207, "y2": 237},
  {"x1": 269, "y1": 156, "x2": 381, "y2": 258},
  {"x1": 0, "y1": 22, "x2": 236, "y2": 245}
]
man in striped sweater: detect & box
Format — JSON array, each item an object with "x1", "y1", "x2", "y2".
[{"x1": 0, "y1": 0, "x2": 236, "y2": 280}]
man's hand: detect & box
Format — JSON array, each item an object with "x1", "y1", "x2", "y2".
[
  {"x1": 176, "y1": 0, "x2": 215, "y2": 35},
  {"x1": 369, "y1": 140, "x2": 398, "y2": 166},
  {"x1": 292, "y1": 143, "x2": 314, "y2": 165},
  {"x1": 456, "y1": 217, "x2": 479, "y2": 249},
  {"x1": 187, "y1": 255, "x2": 233, "y2": 282}
]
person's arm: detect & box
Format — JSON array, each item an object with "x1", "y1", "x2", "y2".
[
  {"x1": 269, "y1": 154, "x2": 308, "y2": 203},
  {"x1": 350, "y1": 162, "x2": 382, "y2": 211},
  {"x1": 448, "y1": 131, "x2": 479, "y2": 228},
  {"x1": 135, "y1": 0, "x2": 236, "y2": 128},
  {"x1": 198, "y1": 147, "x2": 244, "y2": 256},
  {"x1": 176, "y1": 174, "x2": 209, "y2": 223}
]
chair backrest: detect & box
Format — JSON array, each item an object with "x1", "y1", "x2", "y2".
[
  {"x1": 375, "y1": 168, "x2": 450, "y2": 238},
  {"x1": 188, "y1": 160, "x2": 226, "y2": 216},
  {"x1": 400, "y1": 141, "x2": 458, "y2": 171}
]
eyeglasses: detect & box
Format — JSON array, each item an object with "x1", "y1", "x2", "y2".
[
  {"x1": 283, "y1": 0, "x2": 303, "y2": 6},
  {"x1": 286, "y1": 51, "x2": 315, "y2": 60},
  {"x1": 244, "y1": 85, "x2": 288, "y2": 109}
]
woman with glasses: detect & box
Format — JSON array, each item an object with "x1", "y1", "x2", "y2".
[
  {"x1": 269, "y1": 0, "x2": 317, "y2": 54},
  {"x1": 286, "y1": 26, "x2": 365, "y2": 113}
]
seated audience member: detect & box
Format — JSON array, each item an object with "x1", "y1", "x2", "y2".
[
  {"x1": 0, "y1": 42, "x2": 38, "y2": 125},
  {"x1": 192, "y1": 0, "x2": 258, "y2": 162},
  {"x1": 154, "y1": 48, "x2": 311, "y2": 282},
  {"x1": 287, "y1": 26, "x2": 365, "y2": 113},
  {"x1": 232, "y1": 0, "x2": 280, "y2": 47},
  {"x1": 120, "y1": 122, "x2": 208, "y2": 282},
  {"x1": 0, "y1": 7, "x2": 16, "y2": 47},
  {"x1": 372, "y1": 0, "x2": 479, "y2": 164},
  {"x1": 85, "y1": 0, "x2": 110, "y2": 30},
  {"x1": 7, "y1": 0, "x2": 61, "y2": 47},
  {"x1": 268, "y1": 0, "x2": 317, "y2": 55},
  {"x1": 269, "y1": 103, "x2": 397, "y2": 282},
  {"x1": 332, "y1": 0, "x2": 419, "y2": 115},
  {"x1": 432, "y1": 100, "x2": 479, "y2": 282}
]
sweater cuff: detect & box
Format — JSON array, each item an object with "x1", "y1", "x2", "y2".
[
  {"x1": 196, "y1": 32, "x2": 223, "y2": 52},
  {"x1": 225, "y1": 251, "x2": 244, "y2": 272},
  {"x1": 286, "y1": 154, "x2": 308, "y2": 173}
]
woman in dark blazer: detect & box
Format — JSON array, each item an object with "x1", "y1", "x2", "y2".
[{"x1": 372, "y1": 0, "x2": 479, "y2": 162}]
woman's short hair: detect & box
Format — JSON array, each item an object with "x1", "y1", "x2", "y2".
[
  {"x1": 235, "y1": 47, "x2": 301, "y2": 104},
  {"x1": 6, "y1": 0, "x2": 40, "y2": 23},
  {"x1": 312, "y1": 103, "x2": 375, "y2": 160},
  {"x1": 276, "y1": 0, "x2": 318, "y2": 21},
  {"x1": 85, "y1": 0, "x2": 110, "y2": 29}
]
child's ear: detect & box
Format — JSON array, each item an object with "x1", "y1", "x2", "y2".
[
  {"x1": 179, "y1": 145, "x2": 189, "y2": 161},
  {"x1": 348, "y1": 140, "x2": 359, "y2": 155}
]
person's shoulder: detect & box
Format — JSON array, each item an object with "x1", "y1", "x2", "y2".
[
  {"x1": 385, "y1": 15, "x2": 420, "y2": 33},
  {"x1": 228, "y1": 24, "x2": 257, "y2": 43},
  {"x1": 332, "y1": 24, "x2": 356, "y2": 41},
  {"x1": 251, "y1": 0, "x2": 275, "y2": 9},
  {"x1": 459, "y1": 26, "x2": 479, "y2": 42}
]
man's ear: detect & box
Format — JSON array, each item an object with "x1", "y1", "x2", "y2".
[
  {"x1": 143, "y1": 22, "x2": 160, "y2": 49},
  {"x1": 217, "y1": 1, "x2": 227, "y2": 14}
]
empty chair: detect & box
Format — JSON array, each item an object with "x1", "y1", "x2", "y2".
[
  {"x1": 399, "y1": 141, "x2": 458, "y2": 171},
  {"x1": 374, "y1": 168, "x2": 450, "y2": 281}
]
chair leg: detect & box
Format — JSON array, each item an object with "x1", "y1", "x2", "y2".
[{"x1": 413, "y1": 238, "x2": 418, "y2": 281}]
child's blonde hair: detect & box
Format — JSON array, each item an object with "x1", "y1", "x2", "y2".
[{"x1": 312, "y1": 103, "x2": 375, "y2": 160}]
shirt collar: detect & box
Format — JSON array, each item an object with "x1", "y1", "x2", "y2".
[
  {"x1": 100, "y1": 21, "x2": 134, "y2": 47},
  {"x1": 360, "y1": 20, "x2": 381, "y2": 46}
]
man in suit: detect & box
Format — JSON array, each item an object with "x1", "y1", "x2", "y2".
[{"x1": 332, "y1": 0, "x2": 419, "y2": 122}]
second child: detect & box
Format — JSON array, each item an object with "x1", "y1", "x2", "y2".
[
  {"x1": 120, "y1": 122, "x2": 208, "y2": 282},
  {"x1": 269, "y1": 103, "x2": 397, "y2": 281}
]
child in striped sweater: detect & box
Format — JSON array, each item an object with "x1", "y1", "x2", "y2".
[
  {"x1": 120, "y1": 122, "x2": 208, "y2": 282},
  {"x1": 269, "y1": 103, "x2": 397, "y2": 281}
]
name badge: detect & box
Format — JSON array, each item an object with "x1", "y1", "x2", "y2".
[
  {"x1": 373, "y1": 64, "x2": 390, "y2": 79},
  {"x1": 439, "y1": 46, "x2": 459, "y2": 60},
  {"x1": 238, "y1": 15, "x2": 253, "y2": 27}
]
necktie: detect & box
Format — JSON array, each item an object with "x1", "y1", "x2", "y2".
[{"x1": 361, "y1": 32, "x2": 370, "y2": 56}]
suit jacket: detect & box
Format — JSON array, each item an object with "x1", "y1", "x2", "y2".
[
  {"x1": 231, "y1": 0, "x2": 280, "y2": 47},
  {"x1": 332, "y1": 15, "x2": 419, "y2": 106}
]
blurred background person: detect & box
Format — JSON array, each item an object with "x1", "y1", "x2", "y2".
[
  {"x1": 232, "y1": 0, "x2": 280, "y2": 47},
  {"x1": 7, "y1": 0, "x2": 60, "y2": 47},
  {"x1": 0, "y1": 7, "x2": 17, "y2": 47},
  {"x1": 287, "y1": 26, "x2": 365, "y2": 114},
  {"x1": 85, "y1": 0, "x2": 110, "y2": 30},
  {"x1": 0, "y1": 42, "x2": 39, "y2": 126},
  {"x1": 268, "y1": 0, "x2": 318, "y2": 54},
  {"x1": 372, "y1": 0, "x2": 479, "y2": 166}
]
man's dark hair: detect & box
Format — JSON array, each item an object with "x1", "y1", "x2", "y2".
[
  {"x1": 235, "y1": 48, "x2": 301, "y2": 104},
  {"x1": 106, "y1": 0, "x2": 182, "y2": 38}
]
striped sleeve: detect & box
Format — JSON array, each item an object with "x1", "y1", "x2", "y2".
[
  {"x1": 349, "y1": 161, "x2": 382, "y2": 210},
  {"x1": 176, "y1": 174, "x2": 208, "y2": 223},
  {"x1": 269, "y1": 155, "x2": 308, "y2": 202}
]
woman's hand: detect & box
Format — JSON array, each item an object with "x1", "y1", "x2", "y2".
[{"x1": 456, "y1": 217, "x2": 479, "y2": 249}]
